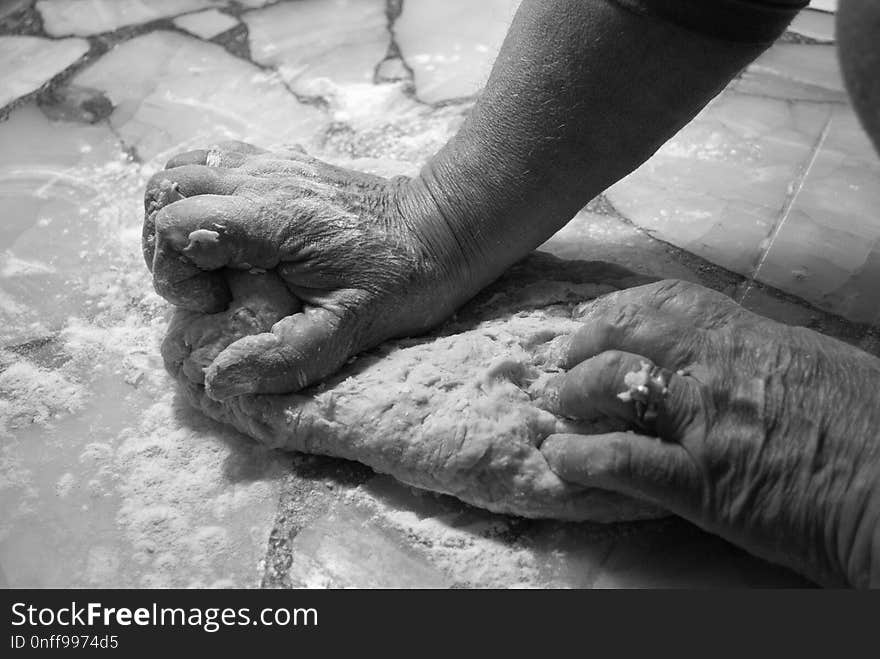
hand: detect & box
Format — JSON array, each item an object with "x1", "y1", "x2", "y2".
[
  {"x1": 143, "y1": 141, "x2": 478, "y2": 400},
  {"x1": 538, "y1": 279, "x2": 880, "y2": 587}
]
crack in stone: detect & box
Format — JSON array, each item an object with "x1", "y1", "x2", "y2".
[
  {"x1": 0, "y1": 0, "x2": 44, "y2": 37},
  {"x1": 260, "y1": 455, "x2": 372, "y2": 588},
  {"x1": 736, "y1": 109, "x2": 834, "y2": 305}
]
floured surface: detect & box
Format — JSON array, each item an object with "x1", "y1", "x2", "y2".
[
  {"x1": 0, "y1": 6, "x2": 834, "y2": 586},
  {"x1": 166, "y1": 254, "x2": 661, "y2": 521}
]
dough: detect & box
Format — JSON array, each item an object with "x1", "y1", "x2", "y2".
[{"x1": 164, "y1": 252, "x2": 664, "y2": 522}]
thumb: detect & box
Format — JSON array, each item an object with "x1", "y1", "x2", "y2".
[
  {"x1": 541, "y1": 432, "x2": 700, "y2": 515},
  {"x1": 204, "y1": 306, "x2": 355, "y2": 400}
]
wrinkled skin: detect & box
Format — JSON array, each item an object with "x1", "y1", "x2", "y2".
[
  {"x1": 143, "y1": 141, "x2": 474, "y2": 400},
  {"x1": 142, "y1": 0, "x2": 880, "y2": 589},
  {"x1": 538, "y1": 280, "x2": 880, "y2": 588},
  {"x1": 144, "y1": 142, "x2": 880, "y2": 588}
]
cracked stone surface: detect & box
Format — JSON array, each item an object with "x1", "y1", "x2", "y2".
[
  {"x1": 748, "y1": 105, "x2": 880, "y2": 324},
  {"x1": 0, "y1": 35, "x2": 88, "y2": 109},
  {"x1": 395, "y1": 0, "x2": 521, "y2": 103},
  {"x1": 788, "y1": 9, "x2": 836, "y2": 43},
  {"x1": 0, "y1": 0, "x2": 874, "y2": 589},
  {"x1": 244, "y1": 0, "x2": 389, "y2": 94},
  {"x1": 72, "y1": 30, "x2": 326, "y2": 162},
  {"x1": 36, "y1": 0, "x2": 223, "y2": 36},
  {"x1": 606, "y1": 92, "x2": 834, "y2": 278},
  {"x1": 173, "y1": 8, "x2": 238, "y2": 40}
]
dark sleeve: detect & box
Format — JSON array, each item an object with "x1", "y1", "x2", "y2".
[{"x1": 608, "y1": 0, "x2": 809, "y2": 44}]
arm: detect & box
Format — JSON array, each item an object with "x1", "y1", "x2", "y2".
[
  {"x1": 410, "y1": 0, "x2": 805, "y2": 300},
  {"x1": 143, "y1": 0, "x2": 804, "y2": 397}
]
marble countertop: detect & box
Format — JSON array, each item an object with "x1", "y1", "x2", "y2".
[{"x1": 1, "y1": 0, "x2": 874, "y2": 588}]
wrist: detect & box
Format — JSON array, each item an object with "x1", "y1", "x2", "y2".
[{"x1": 395, "y1": 169, "x2": 505, "y2": 301}]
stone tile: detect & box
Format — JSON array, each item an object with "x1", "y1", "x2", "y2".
[
  {"x1": 809, "y1": 0, "x2": 837, "y2": 12},
  {"x1": 748, "y1": 105, "x2": 880, "y2": 324},
  {"x1": 605, "y1": 91, "x2": 833, "y2": 277},
  {"x1": 279, "y1": 476, "x2": 808, "y2": 588},
  {"x1": 788, "y1": 9, "x2": 836, "y2": 43},
  {"x1": 395, "y1": 0, "x2": 521, "y2": 103},
  {"x1": 0, "y1": 35, "x2": 88, "y2": 109},
  {"x1": 0, "y1": 103, "x2": 126, "y2": 344},
  {"x1": 244, "y1": 0, "x2": 388, "y2": 94},
  {"x1": 36, "y1": 0, "x2": 222, "y2": 36},
  {"x1": 1, "y1": 376, "x2": 288, "y2": 587},
  {"x1": 286, "y1": 500, "x2": 451, "y2": 588},
  {"x1": 0, "y1": 0, "x2": 30, "y2": 22},
  {"x1": 542, "y1": 206, "x2": 739, "y2": 292},
  {"x1": 173, "y1": 8, "x2": 238, "y2": 40},
  {"x1": 732, "y1": 43, "x2": 847, "y2": 103},
  {"x1": 0, "y1": 102, "x2": 285, "y2": 587},
  {"x1": 72, "y1": 30, "x2": 326, "y2": 162}
]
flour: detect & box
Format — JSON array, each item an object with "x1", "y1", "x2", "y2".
[
  {"x1": 371, "y1": 501, "x2": 541, "y2": 588},
  {"x1": 108, "y1": 393, "x2": 285, "y2": 587},
  {"x1": 0, "y1": 356, "x2": 86, "y2": 435},
  {"x1": 55, "y1": 472, "x2": 76, "y2": 498}
]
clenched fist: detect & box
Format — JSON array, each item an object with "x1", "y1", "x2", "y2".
[{"x1": 143, "y1": 141, "x2": 480, "y2": 400}]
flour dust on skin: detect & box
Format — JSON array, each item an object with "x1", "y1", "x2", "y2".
[{"x1": 0, "y1": 69, "x2": 488, "y2": 586}]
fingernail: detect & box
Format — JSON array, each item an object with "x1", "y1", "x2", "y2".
[
  {"x1": 205, "y1": 370, "x2": 251, "y2": 400},
  {"x1": 533, "y1": 373, "x2": 563, "y2": 414}
]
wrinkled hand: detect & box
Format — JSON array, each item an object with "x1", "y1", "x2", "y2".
[
  {"x1": 539, "y1": 279, "x2": 880, "y2": 587},
  {"x1": 143, "y1": 141, "x2": 472, "y2": 400}
]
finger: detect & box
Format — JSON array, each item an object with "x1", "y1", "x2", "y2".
[
  {"x1": 143, "y1": 166, "x2": 248, "y2": 266},
  {"x1": 151, "y1": 195, "x2": 262, "y2": 311},
  {"x1": 562, "y1": 303, "x2": 704, "y2": 369},
  {"x1": 542, "y1": 350, "x2": 702, "y2": 442},
  {"x1": 205, "y1": 306, "x2": 355, "y2": 399},
  {"x1": 541, "y1": 432, "x2": 700, "y2": 513},
  {"x1": 164, "y1": 150, "x2": 211, "y2": 169},
  {"x1": 145, "y1": 164, "x2": 245, "y2": 211},
  {"x1": 151, "y1": 192, "x2": 305, "y2": 283},
  {"x1": 577, "y1": 279, "x2": 745, "y2": 329},
  {"x1": 164, "y1": 141, "x2": 268, "y2": 169},
  {"x1": 241, "y1": 157, "x2": 388, "y2": 191}
]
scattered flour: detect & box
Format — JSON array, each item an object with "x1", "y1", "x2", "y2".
[
  {"x1": 110, "y1": 394, "x2": 285, "y2": 587},
  {"x1": 55, "y1": 472, "x2": 76, "y2": 498},
  {"x1": 344, "y1": 486, "x2": 542, "y2": 588},
  {"x1": 1, "y1": 75, "x2": 556, "y2": 588},
  {"x1": 0, "y1": 356, "x2": 86, "y2": 434}
]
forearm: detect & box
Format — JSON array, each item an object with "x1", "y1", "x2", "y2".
[{"x1": 409, "y1": 0, "x2": 803, "y2": 294}]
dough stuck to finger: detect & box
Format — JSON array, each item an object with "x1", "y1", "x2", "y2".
[
  {"x1": 163, "y1": 269, "x2": 301, "y2": 383},
  {"x1": 165, "y1": 253, "x2": 665, "y2": 522}
]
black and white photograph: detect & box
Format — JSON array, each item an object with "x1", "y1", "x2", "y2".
[{"x1": 0, "y1": 0, "x2": 878, "y2": 618}]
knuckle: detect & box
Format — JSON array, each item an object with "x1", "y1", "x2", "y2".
[
  {"x1": 651, "y1": 278, "x2": 701, "y2": 304},
  {"x1": 163, "y1": 149, "x2": 196, "y2": 169},
  {"x1": 596, "y1": 349, "x2": 635, "y2": 379}
]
